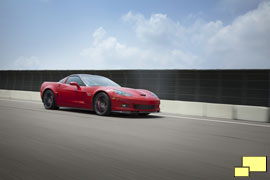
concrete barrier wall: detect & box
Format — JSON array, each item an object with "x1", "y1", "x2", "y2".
[
  {"x1": 1, "y1": 89, "x2": 269, "y2": 123},
  {"x1": 0, "y1": 89, "x2": 41, "y2": 101},
  {"x1": 160, "y1": 100, "x2": 269, "y2": 123},
  {"x1": 235, "y1": 106, "x2": 269, "y2": 122}
]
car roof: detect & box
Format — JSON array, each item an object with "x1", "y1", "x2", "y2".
[{"x1": 69, "y1": 74, "x2": 103, "y2": 78}]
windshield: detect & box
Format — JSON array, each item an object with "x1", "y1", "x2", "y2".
[{"x1": 80, "y1": 74, "x2": 120, "y2": 87}]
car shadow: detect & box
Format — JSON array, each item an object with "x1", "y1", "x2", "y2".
[
  {"x1": 110, "y1": 112, "x2": 163, "y2": 119},
  {"x1": 59, "y1": 107, "x2": 163, "y2": 119}
]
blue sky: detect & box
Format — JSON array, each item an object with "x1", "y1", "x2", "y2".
[{"x1": 0, "y1": 0, "x2": 269, "y2": 69}]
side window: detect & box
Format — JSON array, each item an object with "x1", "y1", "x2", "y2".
[
  {"x1": 66, "y1": 76, "x2": 85, "y2": 86},
  {"x1": 59, "y1": 78, "x2": 66, "y2": 83}
]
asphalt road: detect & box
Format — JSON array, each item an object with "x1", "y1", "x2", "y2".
[{"x1": 0, "y1": 98, "x2": 269, "y2": 180}]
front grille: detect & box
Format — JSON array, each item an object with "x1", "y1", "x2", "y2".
[{"x1": 134, "y1": 104, "x2": 155, "y2": 110}]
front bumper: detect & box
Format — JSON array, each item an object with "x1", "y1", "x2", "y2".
[{"x1": 110, "y1": 96, "x2": 160, "y2": 113}]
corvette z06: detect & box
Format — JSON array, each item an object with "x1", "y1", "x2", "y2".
[{"x1": 40, "y1": 74, "x2": 160, "y2": 116}]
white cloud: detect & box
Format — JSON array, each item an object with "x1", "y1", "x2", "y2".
[
  {"x1": 123, "y1": 12, "x2": 185, "y2": 48},
  {"x1": 81, "y1": 27, "x2": 141, "y2": 69},
  {"x1": 81, "y1": 1, "x2": 270, "y2": 69},
  {"x1": 92, "y1": 27, "x2": 107, "y2": 45},
  {"x1": 206, "y1": 1, "x2": 270, "y2": 68},
  {"x1": 80, "y1": 26, "x2": 198, "y2": 69},
  {"x1": 14, "y1": 56, "x2": 41, "y2": 69}
]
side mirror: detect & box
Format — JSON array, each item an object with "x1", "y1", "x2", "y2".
[{"x1": 69, "y1": 82, "x2": 81, "y2": 90}]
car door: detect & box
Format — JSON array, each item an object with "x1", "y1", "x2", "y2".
[
  {"x1": 75, "y1": 86, "x2": 92, "y2": 109},
  {"x1": 58, "y1": 76, "x2": 81, "y2": 107}
]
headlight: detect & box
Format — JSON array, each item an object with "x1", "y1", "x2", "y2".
[
  {"x1": 150, "y1": 92, "x2": 158, "y2": 98},
  {"x1": 114, "y1": 89, "x2": 132, "y2": 97}
]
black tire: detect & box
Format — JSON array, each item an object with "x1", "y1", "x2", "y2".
[
  {"x1": 43, "y1": 90, "x2": 58, "y2": 110},
  {"x1": 139, "y1": 113, "x2": 150, "y2": 116},
  {"x1": 94, "y1": 92, "x2": 111, "y2": 116}
]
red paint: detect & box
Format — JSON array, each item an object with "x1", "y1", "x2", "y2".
[{"x1": 40, "y1": 75, "x2": 160, "y2": 113}]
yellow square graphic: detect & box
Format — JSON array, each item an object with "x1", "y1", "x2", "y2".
[
  {"x1": 235, "y1": 167, "x2": 250, "y2": 177},
  {"x1": 242, "y1": 156, "x2": 267, "y2": 172}
]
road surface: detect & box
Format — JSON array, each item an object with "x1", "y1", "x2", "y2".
[{"x1": 0, "y1": 98, "x2": 269, "y2": 180}]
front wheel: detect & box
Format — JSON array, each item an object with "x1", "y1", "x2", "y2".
[
  {"x1": 43, "y1": 90, "x2": 58, "y2": 110},
  {"x1": 94, "y1": 92, "x2": 111, "y2": 116}
]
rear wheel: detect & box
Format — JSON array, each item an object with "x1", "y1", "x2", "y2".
[
  {"x1": 43, "y1": 90, "x2": 58, "y2": 110},
  {"x1": 94, "y1": 92, "x2": 111, "y2": 116}
]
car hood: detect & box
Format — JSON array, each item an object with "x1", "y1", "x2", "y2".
[{"x1": 112, "y1": 86, "x2": 155, "y2": 98}]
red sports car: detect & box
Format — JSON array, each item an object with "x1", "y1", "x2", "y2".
[{"x1": 40, "y1": 74, "x2": 160, "y2": 116}]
